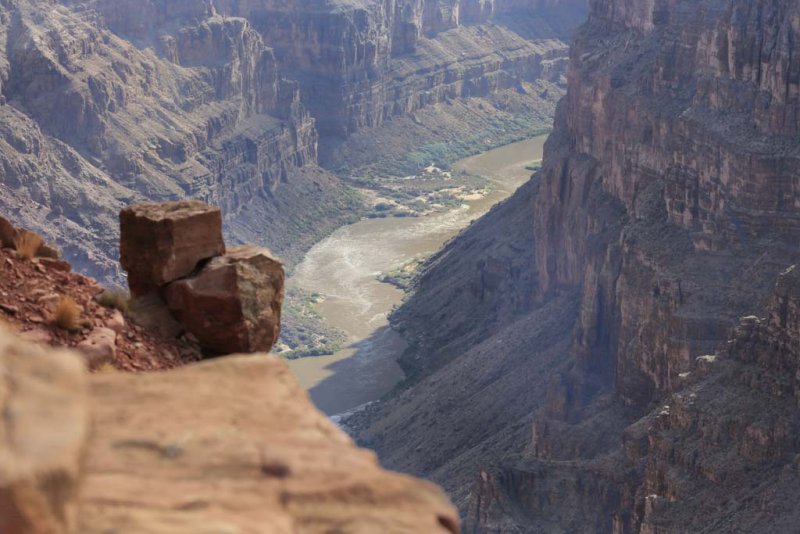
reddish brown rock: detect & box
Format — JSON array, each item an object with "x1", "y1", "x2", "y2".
[
  {"x1": 39, "y1": 257, "x2": 71, "y2": 272},
  {"x1": 164, "y1": 245, "x2": 284, "y2": 354},
  {"x1": 120, "y1": 201, "x2": 225, "y2": 296},
  {"x1": 0, "y1": 327, "x2": 88, "y2": 534},
  {"x1": 0, "y1": 215, "x2": 17, "y2": 249}
]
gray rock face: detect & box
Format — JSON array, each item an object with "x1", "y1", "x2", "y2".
[
  {"x1": 207, "y1": 0, "x2": 585, "y2": 135},
  {"x1": 0, "y1": 1, "x2": 320, "y2": 281}
]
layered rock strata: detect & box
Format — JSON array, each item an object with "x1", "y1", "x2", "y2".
[
  {"x1": 205, "y1": 0, "x2": 586, "y2": 136},
  {"x1": 352, "y1": 0, "x2": 800, "y2": 531},
  {"x1": 0, "y1": 0, "x2": 348, "y2": 281},
  {"x1": 0, "y1": 0, "x2": 585, "y2": 284}
]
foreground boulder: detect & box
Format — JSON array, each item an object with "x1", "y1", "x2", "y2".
[
  {"x1": 165, "y1": 245, "x2": 285, "y2": 354},
  {"x1": 120, "y1": 201, "x2": 225, "y2": 296},
  {"x1": 0, "y1": 330, "x2": 88, "y2": 534},
  {"x1": 80, "y1": 354, "x2": 458, "y2": 533},
  {"x1": 0, "y1": 328, "x2": 458, "y2": 533}
]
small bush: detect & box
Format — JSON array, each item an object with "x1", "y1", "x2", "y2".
[
  {"x1": 37, "y1": 243, "x2": 60, "y2": 259},
  {"x1": 96, "y1": 288, "x2": 129, "y2": 312},
  {"x1": 14, "y1": 231, "x2": 43, "y2": 260},
  {"x1": 54, "y1": 296, "x2": 81, "y2": 332},
  {"x1": 96, "y1": 361, "x2": 118, "y2": 373}
]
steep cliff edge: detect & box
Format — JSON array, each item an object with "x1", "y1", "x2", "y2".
[
  {"x1": 0, "y1": 211, "x2": 459, "y2": 533},
  {"x1": 0, "y1": 330, "x2": 459, "y2": 533},
  {"x1": 352, "y1": 1, "x2": 800, "y2": 531}
]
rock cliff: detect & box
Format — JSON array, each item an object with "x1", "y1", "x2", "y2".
[
  {"x1": 0, "y1": 0, "x2": 585, "y2": 284},
  {"x1": 207, "y1": 0, "x2": 585, "y2": 135},
  {"x1": 0, "y1": 0, "x2": 349, "y2": 281},
  {"x1": 0, "y1": 212, "x2": 459, "y2": 533},
  {"x1": 351, "y1": 0, "x2": 800, "y2": 531}
]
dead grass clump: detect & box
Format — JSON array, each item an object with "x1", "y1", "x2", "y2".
[
  {"x1": 54, "y1": 296, "x2": 81, "y2": 332},
  {"x1": 14, "y1": 231, "x2": 43, "y2": 260},
  {"x1": 37, "y1": 243, "x2": 60, "y2": 259},
  {"x1": 96, "y1": 361, "x2": 118, "y2": 373},
  {"x1": 96, "y1": 288, "x2": 129, "y2": 312}
]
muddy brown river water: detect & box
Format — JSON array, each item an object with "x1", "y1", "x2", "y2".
[{"x1": 287, "y1": 135, "x2": 549, "y2": 415}]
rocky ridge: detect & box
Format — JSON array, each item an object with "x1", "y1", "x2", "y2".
[
  {"x1": 0, "y1": 208, "x2": 459, "y2": 533},
  {"x1": 0, "y1": 214, "x2": 201, "y2": 372},
  {"x1": 351, "y1": 0, "x2": 800, "y2": 531},
  {"x1": 0, "y1": 0, "x2": 585, "y2": 285}
]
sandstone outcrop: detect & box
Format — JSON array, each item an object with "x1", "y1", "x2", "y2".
[
  {"x1": 165, "y1": 245, "x2": 284, "y2": 354},
  {"x1": 0, "y1": 326, "x2": 460, "y2": 533},
  {"x1": 0, "y1": 331, "x2": 88, "y2": 534},
  {"x1": 120, "y1": 201, "x2": 285, "y2": 356},
  {"x1": 120, "y1": 201, "x2": 225, "y2": 296},
  {"x1": 351, "y1": 0, "x2": 800, "y2": 531}
]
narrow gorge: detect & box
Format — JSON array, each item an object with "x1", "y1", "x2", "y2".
[
  {"x1": 2, "y1": 0, "x2": 800, "y2": 532},
  {"x1": 0, "y1": 0, "x2": 585, "y2": 280},
  {"x1": 351, "y1": 0, "x2": 800, "y2": 532}
]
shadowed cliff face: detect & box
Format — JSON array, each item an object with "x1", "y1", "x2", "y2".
[{"x1": 351, "y1": 1, "x2": 800, "y2": 531}]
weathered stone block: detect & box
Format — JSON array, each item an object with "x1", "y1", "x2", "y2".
[
  {"x1": 164, "y1": 245, "x2": 284, "y2": 354},
  {"x1": 120, "y1": 200, "x2": 225, "y2": 296}
]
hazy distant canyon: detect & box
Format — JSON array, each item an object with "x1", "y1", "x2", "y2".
[{"x1": 0, "y1": 0, "x2": 585, "y2": 280}]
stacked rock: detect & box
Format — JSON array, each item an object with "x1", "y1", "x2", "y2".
[{"x1": 120, "y1": 200, "x2": 284, "y2": 355}]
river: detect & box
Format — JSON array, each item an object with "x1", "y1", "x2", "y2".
[{"x1": 286, "y1": 135, "x2": 549, "y2": 415}]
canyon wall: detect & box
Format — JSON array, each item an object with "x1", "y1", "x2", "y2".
[
  {"x1": 0, "y1": 0, "x2": 353, "y2": 280},
  {"x1": 208, "y1": 0, "x2": 585, "y2": 135},
  {"x1": 352, "y1": 0, "x2": 800, "y2": 531},
  {"x1": 0, "y1": 0, "x2": 584, "y2": 282}
]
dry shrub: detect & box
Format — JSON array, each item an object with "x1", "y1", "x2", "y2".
[
  {"x1": 96, "y1": 288, "x2": 129, "y2": 312},
  {"x1": 54, "y1": 296, "x2": 81, "y2": 332},
  {"x1": 96, "y1": 361, "x2": 118, "y2": 373},
  {"x1": 15, "y1": 231, "x2": 43, "y2": 260},
  {"x1": 37, "y1": 243, "x2": 60, "y2": 259}
]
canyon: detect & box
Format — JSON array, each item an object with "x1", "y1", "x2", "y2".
[
  {"x1": 0, "y1": 210, "x2": 458, "y2": 533},
  {"x1": 350, "y1": 0, "x2": 800, "y2": 532},
  {"x1": 0, "y1": 0, "x2": 585, "y2": 283},
  {"x1": 2, "y1": 0, "x2": 799, "y2": 532}
]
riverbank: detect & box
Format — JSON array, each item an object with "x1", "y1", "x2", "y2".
[{"x1": 285, "y1": 135, "x2": 549, "y2": 415}]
